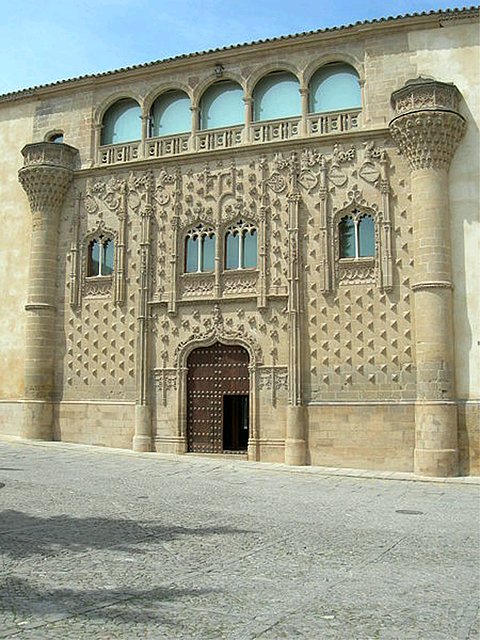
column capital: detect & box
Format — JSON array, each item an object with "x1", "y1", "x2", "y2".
[
  {"x1": 18, "y1": 142, "x2": 78, "y2": 212},
  {"x1": 389, "y1": 79, "x2": 466, "y2": 170}
]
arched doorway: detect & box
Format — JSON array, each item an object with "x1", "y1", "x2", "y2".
[{"x1": 187, "y1": 342, "x2": 249, "y2": 453}]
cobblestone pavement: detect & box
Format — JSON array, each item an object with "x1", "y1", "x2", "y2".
[{"x1": 0, "y1": 440, "x2": 478, "y2": 639}]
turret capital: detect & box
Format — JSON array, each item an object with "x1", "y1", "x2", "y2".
[
  {"x1": 389, "y1": 79, "x2": 466, "y2": 170},
  {"x1": 19, "y1": 142, "x2": 78, "y2": 212}
]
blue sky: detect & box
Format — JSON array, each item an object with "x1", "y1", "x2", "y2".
[{"x1": 0, "y1": 0, "x2": 472, "y2": 95}]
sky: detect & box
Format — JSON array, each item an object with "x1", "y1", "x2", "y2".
[{"x1": 0, "y1": 0, "x2": 473, "y2": 95}]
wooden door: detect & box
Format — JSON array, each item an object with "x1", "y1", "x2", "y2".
[{"x1": 187, "y1": 343, "x2": 249, "y2": 453}]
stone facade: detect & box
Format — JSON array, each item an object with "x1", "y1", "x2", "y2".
[{"x1": 0, "y1": 7, "x2": 478, "y2": 476}]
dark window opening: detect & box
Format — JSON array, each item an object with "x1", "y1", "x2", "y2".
[
  {"x1": 223, "y1": 395, "x2": 249, "y2": 451},
  {"x1": 49, "y1": 133, "x2": 64, "y2": 143}
]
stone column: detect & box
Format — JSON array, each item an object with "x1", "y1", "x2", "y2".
[
  {"x1": 389, "y1": 79, "x2": 466, "y2": 477},
  {"x1": 299, "y1": 87, "x2": 309, "y2": 137},
  {"x1": 18, "y1": 142, "x2": 78, "y2": 439}
]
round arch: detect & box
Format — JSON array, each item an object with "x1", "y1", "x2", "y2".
[
  {"x1": 308, "y1": 61, "x2": 362, "y2": 114},
  {"x1": 303, "y1": 53, "x2": 363, "y2": 87},
  {"x1": 94, "y1": 91, "x2": 144, "y2": 128},
  {"x1": 44, "y1": 129, "x2": 65, "y2": 143},
  {"x1": 252, "y1": 69, "x2": 301, "y2": 122},
  {"x1": 246, "y1": 61, "x2": 300, "y2": 97},
  {"x1": 193, "y1": 72, "x2": 245, "y2": 108},
  {"x1": 198, "y1": 79, "x2": 245, "y2": 130},
  {"x1": 149, "y1": 89, "x2": 192, "y2": 137},
  {"x1": 144, "y1": 82, "x2": 193, "y2": 114}
]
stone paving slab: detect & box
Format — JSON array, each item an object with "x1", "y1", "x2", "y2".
[
  {"x1": 1, "y1": 435, "x2": 479, "y2": 484},
  {"x1": 0, "y1": 438, "x2": 478, "y2": 639}
]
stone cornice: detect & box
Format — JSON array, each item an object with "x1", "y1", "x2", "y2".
[{"x1": 411, "y1": 280, "x2": 454, "y2": 291}]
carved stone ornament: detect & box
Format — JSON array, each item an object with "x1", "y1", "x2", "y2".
[
  {"x1": 223, "y1": 271, "x2": 258, "y2": 295},
  {"x1": 84, "y1": 275, "x2": 113, "y2": 298},
  {"x1": 389, "y1": 79, "x2": 466, "y2": 170},
  {"x1": 258, "y1": 367, "x2": 288, "y2": 391},
  {"x1": 337, "y1": 259, "x2": 376, "y2": 285},
  {"x1": 174, "y1": 325, "x2": 263, "y2": 368},
  {"x1": 152, "y1": 368, "x2": 178, "y2": 406},
  {"x1": 181, "y1": 274, "x2": 215, "y2": 298},
  {"x1": 359, "y1": 162, "x2": 380, "y2": 184},
  {"x1": 19, "y1": 142, "x2": 78, "y2": 213},
  {"x1": 85, "y1": 175, "x2": 126, "y2": 216},
  {"x1": 265, "y1": 172, "x2": 287, "y2": 193},
  {"x1": 390, "y1": 78, "x2": 462, "y2": 116}
]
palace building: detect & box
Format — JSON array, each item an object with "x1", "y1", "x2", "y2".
[{"x1": 0, "y1": 7, "x2": 478, "y2": 476}]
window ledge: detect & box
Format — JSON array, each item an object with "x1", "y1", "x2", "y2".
[
  {"x1": 86, "y1": 275, "x2": 113, "y2": 281},
  {"x1": 339, "y1": 256, "x2": 375, "y2": 264},
  {"x1": 181, "y1": 271, "x2": 215, "y2": 277}
]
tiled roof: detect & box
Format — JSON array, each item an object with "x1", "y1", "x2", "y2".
[{"x1": 1, "y1": 5, "x2": 478, "y2": 101}]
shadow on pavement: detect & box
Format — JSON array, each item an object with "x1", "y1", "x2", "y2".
[
  {"x1": 0, "y1": 509, "x2": 251, "y2": 559},
  {"x1": 0, "y1": 575, "x2": 218, "y2": 627}
]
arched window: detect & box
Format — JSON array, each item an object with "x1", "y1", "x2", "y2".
[
  {"x1": 253, "y1": 71, "x2": 301, "y2": 121},
  {"x1": 48, "y1": 132, "x2": 64, "y2": 143},
  {"x1": 225, "y1": 221, "x2": 258, "y2": 269},
  {"x1": 185, "y1": 225, "x2": 215, "y2": 273},
  {"x1": 150, "y1": 90, "x2": 191, "y2": 137},
  {"x1": 200, "y1": 81, "x2": 244, "y2": 130},
  {"x1": 87, "y1": 236, "x2": 114, "y2": 276},
  {"x1": 339, "y1": 213, "x2": 375, "y2": 259},
  {"x1": 101, "y1": 99, "x2": 141, "y2": 145},
  {"x1": 309, "y1": 63, "x2": 361, "y2": 113}
]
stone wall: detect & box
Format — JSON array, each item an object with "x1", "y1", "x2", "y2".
[{"x1": 0, "y1": 9, "x2": 478, "y2": 474}]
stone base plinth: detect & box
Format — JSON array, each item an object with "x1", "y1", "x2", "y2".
[
  {"x1": 22, "y1": 400, "x2": 54, "y2": 440},
  {"x1": 285, "y1": 405, "x2": 306, "y2": 465},
  {"x1": 132, "y1": 404, "x2": 152, "y2": 452},
  {"x1": 414, "y1": 447, "x2": 459, "y2": 477}
]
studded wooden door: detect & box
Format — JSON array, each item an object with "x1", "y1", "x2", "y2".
[{"x1": 187, "y1": 343, "x2": 249, "y2": 453}]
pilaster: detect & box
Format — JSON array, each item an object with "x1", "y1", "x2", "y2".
[
  {"x1": 133, "y1": 179, "x2": 154, "y2": 452},
  {"x1": 285, "y1": 156, "x2": 307, "y2": 465},
  {"x1": 389, "y1": 79, "x2": 466, "y2": 476}
]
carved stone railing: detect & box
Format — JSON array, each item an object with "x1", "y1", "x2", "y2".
[
  {"x1": 337, "y1": 257, "x2": 375, "y2": 286},
  {"x1": 390, "y1": 78, "x2": 462, "y2": 117},
  {"x1": 21, "y1": 141, "x2": 78, "y2": 170},
  {"x1": 307, "y1": 108, "x2": 360, "y2": 136},
  {"x1": 250, "y1": 116, "x2": 301, "y2": 143},
  {"x1": 146, "y1": 133, "x2": 190, "y2": 159},
  {"x1": 84, "y1": 275, "x2": 113, "y2": 298},
  {"x1": 95, "y1": 109, "x2": 362, "y2": 165},
  {"x1": 222, "y1": 270, "x2": 258, "y2": 296},
  {"x1": 180, "y1": 273, "x2": 215, "y2": 299},
  {"x1": 98, "y1": 141, "x2": 141, "y2": 165},
  {"x1": 196, "y1": 125, "x2": 244, "y2": 151}
]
